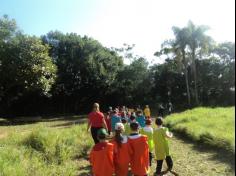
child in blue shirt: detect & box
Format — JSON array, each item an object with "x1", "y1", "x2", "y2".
[
  {"x1": 111, "y1": 109, "x2": 121, "y2": 132},
  {"x1": 136, "y1": 110, "x2": 146, "y2": 128}
]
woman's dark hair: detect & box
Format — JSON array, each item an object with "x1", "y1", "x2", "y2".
[
  {"x1": 155, "y1": 117, "x2": 163, "y2": 126},
  {"x1": 115, "y1": 130, "x2": 123, "y2": 148}
]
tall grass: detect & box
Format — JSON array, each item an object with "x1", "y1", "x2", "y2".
[
  {"x1": 0, "y1": 123, "x2": 93, "y2": 176},
  {"x1": 165, "y1": 107, "x2": 235, "y2": 153}
]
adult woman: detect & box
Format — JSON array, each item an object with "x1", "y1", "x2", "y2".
[{"x1": 87, "y1": 103, "x2": 108, "y2": 144}]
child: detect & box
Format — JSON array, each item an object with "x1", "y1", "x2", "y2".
[
  {"x1": 128, "y1": 122, "x2": 149, "y2": 176},
  {"x1": 90, "y1": 128, "x2": 115, "y2": 176},
  {"x1": 111, "y1": 109, "x2": 121, "y2": 132},
  {"x1": 144, "y1": 105, "x2": 151, "y2": 119},
  {"x1": 121, "y1": 118, "x2": 131, "y2": 136},
  {"x1": 158, "y1": 104, "x2": 165, "y2": 117},
  {"x1": 105, "y1": 111, "x2": 112, "y2": 135},
  {"x1": 129, "y1": 113, "x2": 136, "y2": 123},
  {"x1": 112, "y1": 123, "x2": 130, "y2": 176},
  {"x1": 153, "y1": 117, "x2": 174, "y2": 176},
  {"x1": 136, "y1": 110, "x2": 146, "y2": 128},
  {"x1": 140, "y1": 119, "x2": 154, "y2": 167}
]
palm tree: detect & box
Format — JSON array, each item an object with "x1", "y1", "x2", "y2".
[
  {"x1": 154, "y1": 27, "x2": 192, "y2": 107},
  {"x1": 172, "y1": 27, "x2": 191, "y2": 107},
  {"x1": 186, "y1": 21, "x2": 212, "y2": 105},
  {"x1": 154, "y1": 21, "x2": 213, "y2": 107}
]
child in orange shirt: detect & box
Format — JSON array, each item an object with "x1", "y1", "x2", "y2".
[
  {"x1": 112, "y1": 123, "x2": 130, "y2": 176},
  {"x1": 128, "y1": 122, "x2": 149, "y2": 176},
  {"x1": 90, "y1": 128, "x2": 115, "y2": 176}
]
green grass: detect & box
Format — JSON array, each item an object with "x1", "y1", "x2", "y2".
[
  {"x1": 165, "y1": 107, "x2": 235, "y2": 153},
  {"x1": 0, "y1": 117, "x2": 93, "y2": 176},
  {"x1": 0, "y1": 109, "x2": 235, "y2": 176}
]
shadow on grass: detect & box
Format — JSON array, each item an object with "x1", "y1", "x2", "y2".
[
  {"x1": 50, "y1": 119, "x2": 87, "y2": 128},
  {"x1": 77, "y1": 164, "x2": 92, "y2": 176},
  {"x1": 74, "y1": 144, "x2": 91, "y2": 161},
  {"x1": 0, "y1": 115, "x2": 87, "y2": 126},
  {"x1": 173, "y1": 132, "x2": 235, "y2": 172},
  {"x1": 77, "y1": 171, "x2": 91, "y2": 176}
]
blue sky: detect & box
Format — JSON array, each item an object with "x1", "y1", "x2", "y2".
[
  {"x1": 1, "y1": 0, "x2": 235, "y2": 64},
  {"x1": 0, "y1": 0, "x2": 101, "y2": 36}
]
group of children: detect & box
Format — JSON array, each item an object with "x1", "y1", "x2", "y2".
[{"x1": 89, "y1": 105, "x2": 175, "y2": 176}]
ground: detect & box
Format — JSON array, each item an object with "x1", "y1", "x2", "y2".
[{"x1": 0, "y1": 116, "x2": 235, "y2": 176}]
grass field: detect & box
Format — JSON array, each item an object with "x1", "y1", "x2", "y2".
[
  {"x1": 0, "y1": 116, "x2": 93, "y2": 176},
  {"x1": 165, "y1": 107, "x2": 235, "y2": 153},
  {"x1": 0, "y1": 107, "x2": 235, "y2": 176}
]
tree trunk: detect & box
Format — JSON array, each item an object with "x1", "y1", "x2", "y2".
[
  {"x1": 184, "y1": 68, "x2": 191, "y2": 107},
  {"x1": 182, "y1": 49, "x2": 191, "y2": 107},
  {"x1": 192, "y1": 50, "x2": 199, "y2": 105}
]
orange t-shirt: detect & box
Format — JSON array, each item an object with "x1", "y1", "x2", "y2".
[
  {"x1": 128, "y1": 134, "x2": 149, "y2": 175},
  {"x1": 90, "y1": 142, "x2": 115, "y2": 176},
  {"x1": 112, "y1": 136, "x2": 130, "y2": 176}
]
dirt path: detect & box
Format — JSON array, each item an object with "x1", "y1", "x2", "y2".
[
  {"x1": 77, "y1": 135, "x2": 235, "y2": 176},
  {"x1": 0, "y1": 132, "x2": 7, "y2": 139},
  {"x1": 159, "y1": 135, "x2": 234, "y2": 176}
]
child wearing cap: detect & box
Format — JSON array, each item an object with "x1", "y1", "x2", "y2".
[
  {"x1": 112, "y1": 123, "x2": 130, "y2": 176},
  {"x1": 153, "y1": 117, "x2": 174, "y2": 176},
  {"x1": 90, "y1": 128, "x2": 115, "y2": 176},
  {"x1": 140, "y1": 119, "x2": 154, "y2": 167},
  {"x1": 128, "y1": 122, "x2": 149, "y2": 176}
]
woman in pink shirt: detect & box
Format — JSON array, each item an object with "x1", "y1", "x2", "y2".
[{"x1": 87, "y1": 103, "x2": 108, "y2": 144}]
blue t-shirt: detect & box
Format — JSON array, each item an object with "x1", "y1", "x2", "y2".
[
  {"x1": 111, "y1": 114, "x2": 121, "y2": 131},
  {"x1": 136, "y1": 115, "x2": 146, "y2": 128}
]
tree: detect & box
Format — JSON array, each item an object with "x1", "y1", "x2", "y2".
[
  {"x1": 113, "y1": 57, "x2": 149, "y2": 106},
  {"x1": 0, "y1": 15, "x2": 17, "y2": 42},
  {"x1": 149, "y1": 59, "x2": 187, "y2": 109},
  {"x1": 0, "y1": 16, "x2": 57, "y2": 114},
  {"x1": 172, "y1": 27, "x2": 192, "y2": 106},
  {"x1": 42, "y1": 31, "x2": 123, "y2": 113},
  {"x1": 212, "y1": 42, "x2": 235, "y2": 64},
  {"x1": 155, "y1": 28, "x2": 192, "y2": 107},
  {"x1": 185, "y1": 21, "x2": 213, "y2": 105}
]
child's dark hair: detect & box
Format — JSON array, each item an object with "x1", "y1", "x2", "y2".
[
  {"x1": 97, "y1": 133, "x2": 106, "y2": 140},
  {"x1": 155, "y1": 117, "x2": 163, "y2": 126},
  {"x1": 121, "y1": 118, "x2": 127, "y2": 124},
  {"x1": 115, "y1": 130, "x2": 123, "y2": 148},
  {"x1": 130, "y1": 115, "x2": 136, "y2": 121},
  {"x1": 136, "y1": 110, "x2": 142, "y2": 114},
  {"x1": 130, "y1": 122, "x2": 139, "y2": 131},
  {"x1": 145, "y1": 119, "x2": 152, "y2": 125}
]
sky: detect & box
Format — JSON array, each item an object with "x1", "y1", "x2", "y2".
[{"x1": 0, "y1": 0, "x2": 235, "y2": 64}]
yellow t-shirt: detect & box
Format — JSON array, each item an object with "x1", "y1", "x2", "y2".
[
  {"x1": 144, "y1": 108, "x2": 151, "y2": 117},
  {"x1": 153, "y1": 127, "x2": 170, "y2": 160}
]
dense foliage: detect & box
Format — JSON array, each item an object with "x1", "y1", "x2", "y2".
[{"x1": 0, "y1": 16, "x2": 234, "y2": 116}]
